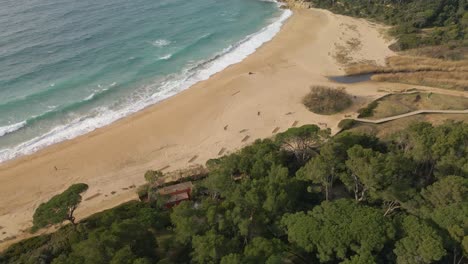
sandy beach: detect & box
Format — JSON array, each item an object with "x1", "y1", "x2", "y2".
[{"x1": 1, "y1": 7, "x2": 452, "y2": 249}]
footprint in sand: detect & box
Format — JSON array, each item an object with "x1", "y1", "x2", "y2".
[
  {"x1": 218, "y1": 147, "x2": 226, "y2": 156},
  {"x1": 85, "y1": 193, "x2": 101, "y2": 201},
  {"x1": 188, "y1": 155, "x2": 198, "y2": 163},
  {"x1": 159, "y1": 165, "x2": 170, "y2": 171}
]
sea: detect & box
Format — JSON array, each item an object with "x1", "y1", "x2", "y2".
[{"x1": 0, "y1": 0, "x2": 291, "y2": 162}]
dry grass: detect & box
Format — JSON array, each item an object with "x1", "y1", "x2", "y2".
[
  {"x1": 371, "y1": 72, "x2": 468, "y2": 90},
  {"x1": 403, "y1": 45, "x2": 468, "y2": 60},
  {"x1": 345, "y1": 56, "x2": 468, "y2": 90},
  {"x1": 334, "y1": 44, "x2": 353, "y2": 65},
  {"x1": 349, "y1": 114, "x2": 468, "y2": 139},
  {"x1": 302, "y1": 86, "x2": 353, "y2": 115},
  {"x1": 346, "y1": 38, "x2": 362, "y2": 50},
  {"x1": 333, "y1": 32, "x2": 362, "y2": 65},
  {"x1": 368, "y1": 92, "x2": 468, "y2": 120},
  {"x1": 346, "y1": 56, "x2": 468, "y2": 75}
]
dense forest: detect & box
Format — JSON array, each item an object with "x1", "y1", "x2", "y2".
[
  {"x1": 307, "y1": 0, "x2": 468, "y2": 50},
  {"x1": 1, "y1": 121, "x2": 467, "y2": 264}
]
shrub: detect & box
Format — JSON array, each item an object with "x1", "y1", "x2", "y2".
[
  {"x1": 338, "y1": 119, "x2": 356, "y2": 130},
  {"x1": 137, "y1": 184, "x2": 149, "y2": 201},
  {"x1": 357, "y1": 101, "x2": 379, "y2": 118},
  {"x1": 302, "y1": 86, "x2": 353, "y2": 115}
]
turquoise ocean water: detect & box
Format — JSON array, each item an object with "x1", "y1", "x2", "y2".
[{"x1": 0, "y1": 0, "x2": 290, "y2": 162}]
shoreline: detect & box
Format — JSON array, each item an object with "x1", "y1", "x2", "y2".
[
  {"x1": 0, "y1": 5, "x2": 291, "y2": 164},
  {"x1": 0, "y1": 8, "x2": 400, "y2": 249}
]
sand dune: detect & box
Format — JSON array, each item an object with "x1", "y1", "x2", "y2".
[{"x1": 1, "y1": 8, "x2": 456, "y2": 249}]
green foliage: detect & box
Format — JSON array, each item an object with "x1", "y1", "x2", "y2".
[
  {"x1": 136, "y1": 183, "x2": 149, "y2": 201},
  {"x1": 394, "y1": 216, "x2": 446, "y2": 263},
  {"x1": 421, "y1": 176, "x2": 467, "y2": 208},
  {"x1": 307, "y1": 0, "x2": 468, "y2": 50},
  {"x1": 282, "y1": 199, "x2": 395, "y2": 262},
  {"x1": 338, "y1": 118, "x2": 356, "y2": 130},
  {"x1": 393, "y1": 121, "x2": 468, "y2": 178},
  {"x1": 144, "y1": 170, "x2": 163, "y2": 184},
  {"x1": 275, "y1": 124, "x2": 330, "y2": 164},
  {"x1": 170, "y1": 201, "x2": 208, "y2": 244},
  {"x1": 32, "y1": 183, "x2": 89, "y2": 232},
  {"x1": 357, "y1": 101, "x2": 378, "y2": 118},
  {"x1": 297, "y1": 155, "x2": 335, "y2": 200},
  {"x1": 243, "y1": 237, "x2": 285, "y2": 263},
  {"x1": 3, "y1": 122, "x2": 468, "y2": 263},
  {"x1": 191, "y1": 229, "x2": 230, "y2": 264},
  {"x1": 3, "y1": 201, "x2": 167, "y2": 264}
]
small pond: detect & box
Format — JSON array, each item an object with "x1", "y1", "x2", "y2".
[{"x1": 328, "y1": 73, "x2": 373, "y2": 84}]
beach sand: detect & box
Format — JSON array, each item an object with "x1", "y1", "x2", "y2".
[{"x1": 0, "y1": 8, "x2": 434, "y2": 249}]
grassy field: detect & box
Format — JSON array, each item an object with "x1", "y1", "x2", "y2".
[
  {"x1": 348, "y1": 114, "x2": 468, "y2": 138},
  {"x1": 366, "y1": 92, "x2": 468, "y2": 120}
]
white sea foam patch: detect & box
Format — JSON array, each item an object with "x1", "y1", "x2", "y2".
[
  {"x1": 0, "y1": 8, "x2": 292, "y2": 163},
  {"x1": 83, "y1": 92, "x2": 96, "y2": 101},
  {"x1": 158, "y1": 54, "x2": 173, "y2": 60},
  {"x1": 152, "y1": 39, "x2": 171, "y2": 47},
  {"x1": 0, "y1": 121, "x2": 27, "y2": 137}
]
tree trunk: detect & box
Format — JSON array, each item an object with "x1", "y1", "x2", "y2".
[
  {"x1": 68, "y1": 205, "x2": 77, "y2": 226},
  {"x1": 384, "y1": 201, "x2": 401, "y2": 216},
  {"x1": 325, "y1": 184, "x2": 329, "y2": 201}
]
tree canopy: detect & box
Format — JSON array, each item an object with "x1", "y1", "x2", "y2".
[
  {"x1": 32, "y1": 183, "x2": 89, "y2": 232},
  {"x1": 3, "y1": 121, "x2": 467, "y2": 264}
]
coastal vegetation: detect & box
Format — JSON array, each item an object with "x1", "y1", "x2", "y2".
[
  {"x1": 357, "y1": 101, "x2": 379, "y2": 118},
  {"x1": 1, "y1": 1, "x2": 468, "y2": 263},
  {"x1": 308, "y1": 0, "x2": 468, "y2": 90},
  {"x1": 302, "y1": 86, "x2": 353, "y2": 114},
  {"x1": 345, "y1": 56, "x2": 468, "y2": 90},
  {"x1": 307, "y1": 0, "x2": 468, "y2": 51},
  {"x1": 2, "y1": 122, "x2": 467, "y2": 263},
  {"x1": 366, "y1": 92, "x2": 468, "y2": 119},
  {"x1": 31, "y1": 183, "x2": 89, "y2": 232}
]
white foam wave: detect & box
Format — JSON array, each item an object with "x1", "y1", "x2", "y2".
[
  {"x1": 83, "y1": 93, "x2": 96, "y2": 101},
  {"x1": 0, "y1": 8, "x2": 292, "y2": 163},
  {"x1": 0, "y1": 121, "x2": 27, "y2": 137},
  {"x1": 158, "y1": 54, "x2": 172, "y2": 60},
  {"x1": 151, "y1": 39, "x2": 171, "y2": 48}
]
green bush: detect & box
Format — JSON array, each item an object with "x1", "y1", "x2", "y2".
[
  {"x1": 357, "y1": 101, "x2": 378, "y2": 118},
  {"x1": 338, "y1": 119, "x2": 356, "y2": 130}
]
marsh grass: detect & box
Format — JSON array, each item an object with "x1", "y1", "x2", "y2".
[{"x1": 345, "y1": 56, "x2": 468, "y2": 90}]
